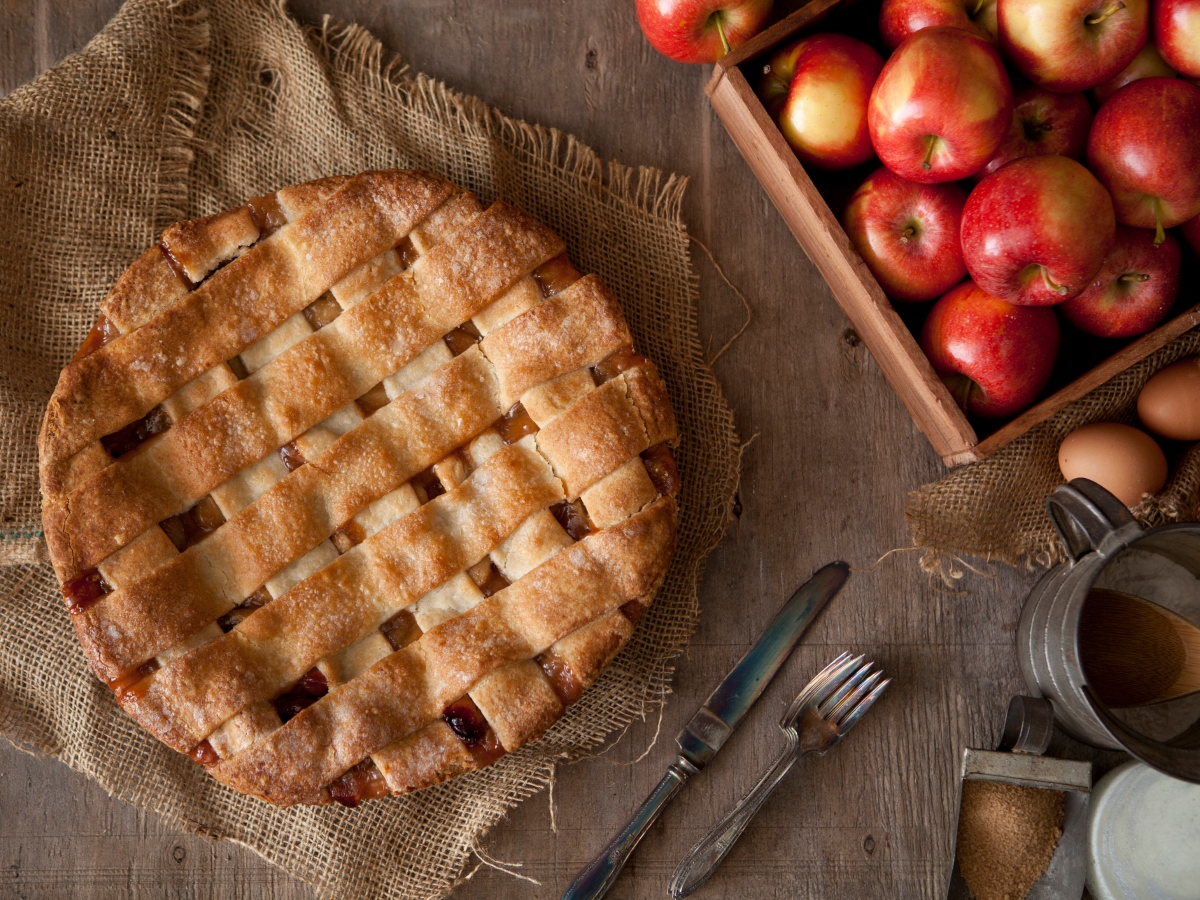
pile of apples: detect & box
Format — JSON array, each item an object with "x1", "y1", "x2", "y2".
[{"x1": 759, "y1": 0, "x2": 1200, "y2": 420}]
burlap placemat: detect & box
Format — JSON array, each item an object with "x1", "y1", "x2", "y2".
[
  {"x1": 0, "y1": 1, "x2": 740, "y2": 897},
  {"x1": 908, "y1": 328, "x2": 1200, "y2": 572}
]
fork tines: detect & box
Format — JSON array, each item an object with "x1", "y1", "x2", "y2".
[{"x1": 784, "y1": 652, "x2": 891, "y2": 731}]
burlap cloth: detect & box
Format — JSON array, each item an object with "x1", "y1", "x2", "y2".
[
  {"x1": 0, "y1": 1, "x2": 740, "y2": 897},
  {"x1": 908, "y1": 329, "x2": 1200, "y2": 572}
]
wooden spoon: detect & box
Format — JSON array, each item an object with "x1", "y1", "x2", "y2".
[{"x1": 1078, "y1": 588, "x2": 1200, "y2": 708}]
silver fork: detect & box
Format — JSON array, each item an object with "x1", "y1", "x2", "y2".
[{"x1": 669, "y1": 652, "x2": 891, "y2": 898}]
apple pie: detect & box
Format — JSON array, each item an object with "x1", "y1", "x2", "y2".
[{"x1": 38, "y1": 170, "x2": 679, "y2": 806}]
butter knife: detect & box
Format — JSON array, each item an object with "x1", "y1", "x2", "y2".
[{"x1": 560, "y1": 561, "x2": 850, "y2": 900}]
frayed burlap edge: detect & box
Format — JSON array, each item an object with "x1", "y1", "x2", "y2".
[
  {"x1": 0, "y1": 1, "x2": 742, "y2": 898},
  {"x1": 907, "y1": 327, "x2": 1200, "y2": 578}
]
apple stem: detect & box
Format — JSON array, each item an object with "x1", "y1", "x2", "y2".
[
  {"x1": 942, "y1": 374, "x2": 978, "y2": 414},
  {"x1": 1085, "y1": 1, "x2": 1125, "y2": 26},
  {"x1": 899, "y1": 225, "x2": 917, "y2": 244},
  {"x1": 714, "y1": 14, "x2": 731, "y2": 57},
  {"x1": 1118, "y1": 272, "x2": 1151, "y2": 283},
  {"x1": 1040, "y1": 266, "x2": 1069, "y2": 295},
  {"x1": 922, "y1": 136, "x2": 937, "y2": 171},
  {"x1": 1154, "y1": 203, "x2": 1166, "y2": 247}
]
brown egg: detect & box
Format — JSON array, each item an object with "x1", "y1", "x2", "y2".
[
  {"x1": 1138, "y1": 357, "x2": 1200, "y2": 441},
  {"x1": 1058, "y1": 423, "x2": 1168, "y2": 507}
]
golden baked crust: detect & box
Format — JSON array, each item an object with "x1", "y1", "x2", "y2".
[{"x1": 38, "y1": 170, "x2": 680, "y2": 806}]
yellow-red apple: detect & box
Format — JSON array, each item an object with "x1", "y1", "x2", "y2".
[
  {"x1": 842, "y1": 167, "x2": 968, "y2": 302},
  {"x1": 1155, "y1": 0, "x2": 1200, "y2": 78},
  {"x1": 636, "y1": 0, "x2": 773, "y2": 64},
  {"x1": 977, "y1": 84, "x2": 1093, "y2": 180},
  {"x1": 920, "y1": 280, "x2": 1059, "y2": 418},
  {"x1": 760, "y1": 34, "x2": 883, "y2": 171},
  {"x1": 1061, "y1": 226, "x2": 1181, "y2": 337},
  {"x1": 1091, "y1": 42, "x2": 1176, "y2": 103},
  {"x1": 867, "y1": 26, "x2": 1012, "y2": 183},
  {"x1": 998, "y1": 0, "x2": 1148, "y2": 92},
  {"x1": 879, "y1": 0, "x2": 998, "y2": 49},
  {"x1": 1087, "y1": 77, "x2": 1200, "y2": 243},
  {"x1": 961, "y1": 155, "x2": 1116, "y2": 306}
]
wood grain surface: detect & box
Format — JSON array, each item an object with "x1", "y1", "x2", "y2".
[{"x1": 0, "y1": 2, "x2": 1125, "y2": 898}]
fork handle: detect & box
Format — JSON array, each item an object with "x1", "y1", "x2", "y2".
[{"x1": 669, "y1": 737, "x2": 801, "y2": 899}]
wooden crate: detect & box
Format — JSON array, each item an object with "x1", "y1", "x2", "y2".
[{"x1": 705, "y1": 0, "x2": 1200, "y2": 467}]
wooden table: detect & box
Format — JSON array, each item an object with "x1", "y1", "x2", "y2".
[{"x1": 0, "y1": 2, "x2": 1124, "y2": 897}]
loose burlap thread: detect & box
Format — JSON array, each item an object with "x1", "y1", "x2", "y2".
[
  {"x1": 0, "y1": 1, "x2": 741, "y2": 898},
  {"x1": 908, "y1": 329, "x2": 1200, "y2": 573}
]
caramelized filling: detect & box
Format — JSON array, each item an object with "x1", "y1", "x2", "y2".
[
  {"x1": 332, "y1": 520, "x2": 367, "y2": 554},
  {"x1": 395, "y1": 235, "x2": 419, "y2": 269},
  {"x1": 356, "y1": 382, "x2": 391, "y2": 416},
  {"x1": 442, "y1": 696, "x2": 507, "y2": 767},
  {"x1": 641, "y1": 443, "x2": 680, "y2": 496},
  {"x1": 592, "y1": 347, "x2": 649, "y2": 385},
  {"x1": 328, "y1": 759, "x2": 390, "y2": 808},
  {"x1": 227, "y1": 355, "x2": 250, "y2": 380},
  {"x1": 302, "y1": 292, "x2": 343, "y2": 330},
  {"x1": 532, "y1": 254, "x2": 582, "y2": 298},
  {"x1": 217, "y1": 588, "x2": 269, "y2": 632},
  {"x1": 160, "y1": 495, "x2": 226, "y2": 552},
  {"x1": 496, "y1": 402, "x2": 538, "y2": 445},
  {"x1": 620, "y1": 598, "x2": 648, "y2": 625},
  {"x1": 246, "y1": 193, "x2": 287, "y2": 237},
  {"x1": 380, "y1": 609, "x2": 422, "y2": 650},
  {"x1": 108, "y1": 659, "x2": 159, "y2": 702},
  {"x1": 190, "y1": 740, "x2": 219, "y2": 767},
  {"x1": 100, "y1": 405, "x2": 171, "y2": 459},
  {"x1": 271, "y1": 667, "x2": 328, "y2": 723},
  {"x1": 73, "y1": 314, "x2": 119, "y2": 362},
  {"x1": 410, "y1": 466, "x2": 444, "y2": 504},
  {"x1": 550, "y1": 500, "x2": 594, "y2": 541},
  {"x1": 63, "y1": 568, "x2": 113, "y2": 614},
  {"x1": 537, "y1": 650, "x2": 584, "y2": 706},
  {"x1": 278, "y1": 441, "x2": 306, "y2": 472},
  {"x1": 158, "y1": 242, "x2": 195, "y2": 290},
  {"x1": 476, "y1": 563, "x2": 511, "y2": 599},
  {"x1": 443, "y1": 320, "x2": 482, "y2": 356}
]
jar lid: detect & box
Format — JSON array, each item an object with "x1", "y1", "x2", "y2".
[{"x1": 1087, "y1": 761, "x2": 1200, "y2": 900}]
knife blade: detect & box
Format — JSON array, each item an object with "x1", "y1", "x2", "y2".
[
  {"x1": 676, "y1": 560, "x2": 850, "y2": 770},
  {"x1": 561, "y1": 561, "x2": 850, "y2": 900}
]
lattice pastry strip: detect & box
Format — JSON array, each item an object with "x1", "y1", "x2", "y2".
[
  {"x1": 39, "y1": 171, "x2": 680, "y2": 807},
  {"x1": 71, "y1": 278, "x2": 643, "y2": 681}
]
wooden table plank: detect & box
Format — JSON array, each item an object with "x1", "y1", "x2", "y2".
[{"x1": 0, "y1": 1, "x2": 1124, "y2": 897}]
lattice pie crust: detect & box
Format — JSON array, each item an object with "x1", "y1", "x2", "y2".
[{"x1": 38, "y1": 171, "x2": 679, "y2": 806}]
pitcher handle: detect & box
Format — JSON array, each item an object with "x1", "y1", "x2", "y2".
[{"x1": 1045, "y1": 478, "x2": 1141, "y2": 562}]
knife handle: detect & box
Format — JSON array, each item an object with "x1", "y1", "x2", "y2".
[{"x1": 561, "y1": 762, "x2": 693, "y2": 900}]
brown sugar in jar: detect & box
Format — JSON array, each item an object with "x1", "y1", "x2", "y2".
[{"x1": 956, "y1": 780, "x2": 1065, "y2": 900}]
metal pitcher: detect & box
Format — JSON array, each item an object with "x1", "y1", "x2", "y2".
[{"x1": 1017, "y1": 478, "x2": 1200, "y2": 784}]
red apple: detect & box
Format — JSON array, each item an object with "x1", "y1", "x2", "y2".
[
  {"x1": 961, "y1": 155, "x2": 1116, "y2": 306},
  {"x1": 998, "y1": 0, "x2": 1149, "y2": 92},
  {"x1": 867, "y1": 26, "x2": 1012, "y2": 183},
  {"x1": 1061, "y1": 226, "x2": 1181, "y2": 337},
  {"x1": 921, "y1": 280, "x2": 1059, "y2": 418},
  {"x1": 636, "y1": 0, "x2": 773, "y2": 64},
  {"x1": 842, "y1": 168, "x2": 968, "y2": 302},
  {"x1": 977, "y1": 84, "x2": 1094, "y2": 180},
  {"x1": 1087, "y1": 77, "x2": 1200, "y2": 244},
  {"x1": 1091, "y1": 42, "x2": 1176, "y2": 104},
  {"x1": 1181, "y1": 215, "x2": 1200, "y2": 255},
  {"x1": 1155, "y1": 0, "x2": 1200, "y2": 78},
  {"x1": 758, "y1": 34, "x2": 883, "y2": 171},
  {"x1": 879, "y1": 0, "x2": 998, "y2": 49}
]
